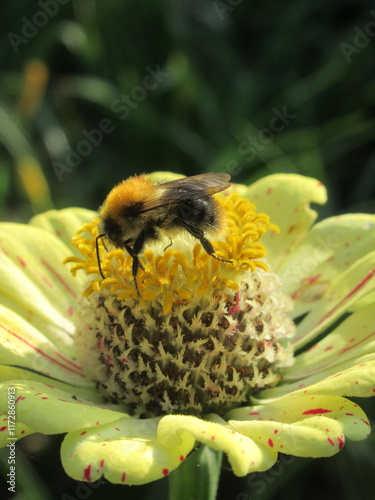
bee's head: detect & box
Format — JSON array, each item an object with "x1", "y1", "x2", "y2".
[{"x1": 101, "y1": 215, "x2": 124, "y2": 247}]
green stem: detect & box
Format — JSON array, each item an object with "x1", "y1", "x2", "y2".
[{"x1": 168, "y1": 446, "x2": 222, "y2": 500}]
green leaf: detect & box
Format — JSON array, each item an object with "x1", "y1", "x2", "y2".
[{"x1": 168, "y1": 445, "x2": 222, "y2": 500}]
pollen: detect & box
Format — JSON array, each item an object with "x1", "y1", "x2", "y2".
[{"x1": 66, "y1": 191, "x2": 295, "y2": 417}]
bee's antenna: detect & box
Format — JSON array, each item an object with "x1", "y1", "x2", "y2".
[{"x1": 96, "y1": 233, "x2": 107, "y2": 279}]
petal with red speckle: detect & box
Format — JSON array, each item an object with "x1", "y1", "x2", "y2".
[{"x1": 61, "y1": 416, "x2": 195, "y2": 485}]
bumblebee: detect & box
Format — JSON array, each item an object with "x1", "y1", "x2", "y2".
[{"x1": 97, "y1": 173, "x2": 232, "y2": 292}]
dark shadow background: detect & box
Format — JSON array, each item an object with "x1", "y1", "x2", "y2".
[{"x1": 0, "y1": 1, "x2": 374, "y2": 499}]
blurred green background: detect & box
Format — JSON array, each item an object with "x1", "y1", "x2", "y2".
[{"x1": 1, "y1": 0, "x2": 375, "y2": 499}]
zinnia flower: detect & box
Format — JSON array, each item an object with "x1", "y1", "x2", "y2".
[{"x1": 1, "y1": 173, "x2": 374, "y2": 492}]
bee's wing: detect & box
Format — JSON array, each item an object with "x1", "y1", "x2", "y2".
[{"x1": 139, "y1": 173, "x2": 231, "y2": 213}]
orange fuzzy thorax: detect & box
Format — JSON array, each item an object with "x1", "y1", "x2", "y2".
[{"x1": 99, "y1": 175, "x2": 156, "y2": 219}]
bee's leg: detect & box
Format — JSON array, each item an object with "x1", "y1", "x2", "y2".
[
  {"x1": 123, "y1": 239, "x2": 145, "y2": 271},
  {"x1": 164, "y1": 236, "x2": 173, "y2": 252},
  {"x1": 123, "y1": 243, "x2": 141, "y2": 296},
  {"x1": 96, "y1": 234, "x2": 107, "y2": 278},
  {"x1": 123, "y1": 230, "x2": 149, "y2": 296},
  {"x1": 180, "y1": 222, "x2": 232, "y2": 264}
]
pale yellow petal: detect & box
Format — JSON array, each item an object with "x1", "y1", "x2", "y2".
[
  {"x1": 61, "y1": 416, "x2": 195, "y2": 485},
  {"x1": 158, "y1": 415, "x2": 277, "y2": 476},
  {"x1": 278, "y1": 214, "x2": 375, "y2": 318},
  {"x1": 243, "y1": 174, "x2": 327, "y2": 271},
  {"x1": 30, "y1": 207, "x2": 96, "y2": 257},
  {"x1": 293, "y1": 251, "x2": 375, "y2": 349},
  {"x1": 0, "y1": 223, "x2": 83, "y2": 338}
]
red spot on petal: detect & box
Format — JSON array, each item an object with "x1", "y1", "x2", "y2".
[
  {"x1": 162, "y1": 469, "x2": 169, "y2": 476},
  {"x1": 248, "y1": 412, "x2": 260, "y2": 415},
  {"x1": 21, "y1": 430, "x2": 25, "y2": 434},
  {"x1": 274, "y1": 429, "x2": 278, "y2": 434},
  {"x1": 0, "y1": 324, "x2": 84, "y2": 377},
  {"x1": 17, "y1": 256, "x2": 27, "y2": 267},
  {"x1": 324, "y1": 346, "x2": 333, "y2": 352},
  {"x1": 337, "y1": 436, "x2": 345, "y2": 450},
  {"x1": 68, "y1": 305, "x2": 74, "y2": 316},
  {"x1": 80, "y1": 431, "x2": 87, "y2": 435},
  {"x1": 303, "y1": 408, "x2": 332, "y2": 415},
  {"x1": 179, "y1": 455, "x2": 185, "y2": 461},
  {"x1": 0, "y1": 426, "x2": 7, "y2": 431},
  {"x1": 15, "y1": 396, "x2": 25, "y2": 403},
  {"x1": 55, "y1": 229, "x2": 62, "y2": 236},
  {"x1": 41, "y1": 397, "x2": 48, "y2": 400},
  {"x1": 121, "y1": 472, "x2": 126, "y2": 483},
  {"x1": 83, "y1": 465, "x2": 91, "y2": 481},
  {"x1": 342, "y1": 332, "x2": 375, "y2": 356},
  {"x1": 42, "y1": 276, "x2": 53, "y2": 288},
  {"x1": 327, "y1": 438, "x2": 334, "y2": 446},
  {"x1": 318, "y1": 271, "x2": 375, "y2": 327},
  {"x1": 100, "y1": 460, "x2": 105, "y2": 467},
  {"x1": 211, "y1": 435, "x2": 216, "y2": 440},
  {"x1": 266, "y1": 188, "x2": 272, "y2": 195},
  {"x1": 268, "y1": 439, "x2": 274, "y2": 447},
  {"x1": 41, "y1": 257, "x2": 77, "y2": 298},
  {"x1": 308, "y1": 274, "x2": 322, "y2": 284}
]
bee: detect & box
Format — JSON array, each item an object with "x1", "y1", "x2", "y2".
[{"x1": 97, "y1": 173, "x2": 232, "y2": 293}]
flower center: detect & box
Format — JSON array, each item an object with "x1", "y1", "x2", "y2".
[{"x1": 67, "y1": 192, "x2": 295, "y2": 417}]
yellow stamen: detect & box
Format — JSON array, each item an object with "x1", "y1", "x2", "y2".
[{"x1": 65, "y1": 193, "x2": 278, "y2": 309}]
